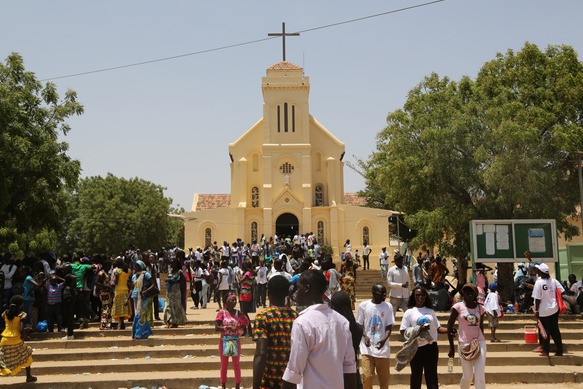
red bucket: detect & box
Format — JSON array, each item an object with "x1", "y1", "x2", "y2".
[{"x1": 524, "y1": 325, "x2": 538, "y2": 344}]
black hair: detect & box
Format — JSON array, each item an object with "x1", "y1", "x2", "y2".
[
  {"x1": 300, "y1": 269, "x2": 327, "y2": 296},
  {"x1": 407, "y1": 286, "x2": 433, "y2": 309},
  {"x1": 6, "y1": 295, "x2": 24, "y2": 320},
  {"x1": 267, "y1": 275, "x2": 291, "y2": 300},
  {"x1": 331, "y1": 291, "x2": 362, "y2": 358}
]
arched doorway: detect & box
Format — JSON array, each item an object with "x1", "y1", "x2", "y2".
[{"x1": 276, "y1": 213, "x2": 299, "y2": 239}]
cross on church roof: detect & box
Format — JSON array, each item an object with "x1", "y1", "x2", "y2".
[{"x1": 268, "y1": 22, "x2": 300, "y2": 62}]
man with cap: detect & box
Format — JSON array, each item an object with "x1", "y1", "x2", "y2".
[
  {"x1": 532, "y1": 261, "x2": 564, "y2": 356},
  {"x1": 387, "y1": 255, "x2": 410, "y2": 312},
  {"x1": 379, "y1": 247, "x2": 389, "y2": 279}
]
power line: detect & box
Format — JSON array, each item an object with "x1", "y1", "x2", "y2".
[{"x1": 40, "y1": 0, "x2": 446, "y2": 82}]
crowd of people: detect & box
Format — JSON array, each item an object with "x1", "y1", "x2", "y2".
[{"x1": 0, "y1": 235, "x2": 572, "y2": 388}]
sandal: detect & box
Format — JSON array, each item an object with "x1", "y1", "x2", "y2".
[
  {"x1": 491, "y1": 338, "x2": 501, "y2": 343},
  {"x1": 533, "y1": 346, "x2": 543, "y2": 353},
  {"x1": 539, "y1": 352, "x2": 549, "y2": 357}
]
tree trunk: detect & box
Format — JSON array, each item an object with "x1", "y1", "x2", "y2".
[{"x1": 497, "y1": 262, "x2": 514, "y2": 304}]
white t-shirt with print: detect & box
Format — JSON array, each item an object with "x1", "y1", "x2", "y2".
[{"x1": 356, "y1": 300, "x2": 394, "y2": 358}]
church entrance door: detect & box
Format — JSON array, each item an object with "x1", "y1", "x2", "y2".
[{"x1": 276, "y1": 213, "x2": 299, "y2": 239}]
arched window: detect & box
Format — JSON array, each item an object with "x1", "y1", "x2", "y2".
[
  {"x1": 315, "y1": 185, "x2": 324, "y2": 206},
  {"x1": 362, "y1": 226, "x2": 370, "y2": 245},
  {"x1": 205, "y1": 228, "x2": 212, "y2": 248},
  {"x1": 251, "y1": 222, "x2": 258, "y2": 242},
  {"x1": 284, "y1": 102, "x2": 289, "y2": 132},
  {"x1": 251, "y1": 187, "x2": 259, "y2": 208},
  {"x1": 317, "y1": 221, "x2": 324, "y2": 245}
]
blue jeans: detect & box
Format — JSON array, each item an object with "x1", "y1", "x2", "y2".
[{"x1": 380, "y1": 264, "x2": 388, "y2": 278}]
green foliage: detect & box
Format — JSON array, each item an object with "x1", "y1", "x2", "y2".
[
  {"x1": 0, "y1": 53, "x2": 83, "y2": 253},
  {"x1": 362, "y1": 43, "x2": 583, "y2": 258},
  {"x1": 320, "y1": 244, "x2": 334, "y2": 259},
  {"x1": 62, "y1": 174, "x2": 176, "y2": 255}
]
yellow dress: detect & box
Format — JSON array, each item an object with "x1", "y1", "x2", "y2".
[
  {"x1": 111, "y1": 268, "x2": 131, "y2": 320},
  {"x1": 0, "y1": 312, "x2": 33, "y2": 376}
]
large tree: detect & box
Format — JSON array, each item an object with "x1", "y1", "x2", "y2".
[
  {"x1": 361, "y1": 43, "x2": 583, "y2": 301},
  {"x1": 0, "y1": 53, "x2": 83, "y2": 255},
  {"x1": 63, "y1": 174, "x2": 176, "y2": 255}
]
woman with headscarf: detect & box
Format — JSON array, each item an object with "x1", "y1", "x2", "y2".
[
  {"x1": 340, "y1": 252, "x2": 357, "y2": 309},
  {"x1": 164, "y1": 258, "x2": 187, "y2": 328},
  {"x1": 128, "y1": 260, "x2": 156, "y2": 339},
  {"x1": 447, "y1": 283, "x2": 487, "y2": 389},
  {"x1": 215, "y1": 293, "x2": 249, "y2": 389}
]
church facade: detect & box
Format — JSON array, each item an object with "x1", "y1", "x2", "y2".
[{"x1": 183, "y1": 61, "x2": 397, "y2": 258}]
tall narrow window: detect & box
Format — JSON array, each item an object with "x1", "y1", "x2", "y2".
[
  {"x1": 284, "y1": 102, "x2": 289, "y2": 132},
  {"x1": 292, "y1": 105, "x2": 295, "y2": 132},
  {"x1": 315, "y1": 185, "x2": 323, "y2": 206},
  {"x1": 205, "y1": 228, "x2": 212, "y2": 248},
  {"x1": 251, "y1": 187, "x2": 259, "y2": 208},
  {"x1": 252, "y1": 154, "x2": 258, "y2": 172},
  {"x1": 317, "y1": 221, "x2": 324, "y2": 245},
  {"x1": 362, "y1": 226, "x2": 370, "y2": 245},
  {"x1": 251, "y1": 222, "x2": 258, "y2": 242},
  {"x1": 277, "y1": 105, "x2": 281, "y2": 132}
]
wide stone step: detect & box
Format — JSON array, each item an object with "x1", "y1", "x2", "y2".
[
  {"x1": 26, "y1": 351, "x2": 583, "y2": 376},
  {"x1": 3, "y1": 364, "x2": 583, "y2": 388}
]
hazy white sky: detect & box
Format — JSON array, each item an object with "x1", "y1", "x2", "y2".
[{"x1": 2, "y1": 1, "x2": 582, "y2": 210}]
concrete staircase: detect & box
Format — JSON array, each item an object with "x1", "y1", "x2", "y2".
[
  {"x1": 2, "y1": 278, "x2": 583, "y2": 388},
  {"x1": 3, "y1": 311, "x2": 583, "y2": 388}
]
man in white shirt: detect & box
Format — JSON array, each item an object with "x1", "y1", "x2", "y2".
[
  {"x1": 356, "y1": 283, "x2": 394, "y2": 389},
  {"x1": 255, "y1": 259, "x2": 269, "y2": 308},
  {"x1": 387, "y1": 255, "x2": 410, "y2": 312},
  {"x1": 282, "y1": 270, "x2": 357, "y2": 389},
  {"x1": 379, "y1": 247, "x2": 389, "y2": 278}
]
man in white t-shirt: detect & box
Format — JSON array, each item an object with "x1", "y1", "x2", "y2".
[
  {"x1": 379, "y1": 247, "x2": 389, "y2": 278},
  {"x1": 255, "y1": 260, "x2": 269, "y2": 308},
  {"x1": 216, "y1": 260, "x2": 232, "y2": 309},
  {"x1": 356, "y1": 283, "x2": 394, "y2": 389}
]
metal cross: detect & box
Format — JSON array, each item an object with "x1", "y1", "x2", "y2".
[{"x1": 268, "y1": 22, "x2": 300, "y2": 62}]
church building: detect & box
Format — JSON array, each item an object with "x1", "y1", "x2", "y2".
[{"x1": 183, "y1": 60, "x2": 397, "y2": 258}]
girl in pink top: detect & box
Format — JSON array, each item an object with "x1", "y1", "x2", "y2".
[
  {"x1": 447, "y1": 283, "x2": 487, "y2": 389},
  {"x1": 215, "y1": 293, "x2": 249, "y2": 389}
]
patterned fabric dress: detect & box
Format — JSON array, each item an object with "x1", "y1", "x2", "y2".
[
  {"x1": 252, "y1": 306, "x2": 298, "y2": 389},
  {"x1": 98, "y1": 270, "x2": 113, "y2": 330},
  {"x1": 164, "y1": 270, "x2": 187, "y2": 326},
  {"x1": 0, "y1": 312, "x2": 33, "y2": 376},
  {"x1": 340, "y1": 263, "x2": 357, "y2": 309},
  {"x1": 111, "y1": 268, "x2": 131, "y2": 322},
  {"x1": 131, "y1": 272, "x2": 153, "y2": 339}
]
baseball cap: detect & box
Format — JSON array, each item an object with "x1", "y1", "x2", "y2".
[{"x1": 535, "y1": 263, "x2": 550, "y2": 274}]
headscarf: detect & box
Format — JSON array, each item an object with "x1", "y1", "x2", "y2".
[{"x1": 226, "y1": 293, "x2": 237, "y2": 304}]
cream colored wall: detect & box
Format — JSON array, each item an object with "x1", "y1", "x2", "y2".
[{"x1": 183, "y1": 62, "x2": 399, "y2": 255}]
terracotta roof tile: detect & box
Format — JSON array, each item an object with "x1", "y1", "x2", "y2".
[
  {"x1": 195, "y1": 194, "x2": 231, "y2": 211},
  {"x1": 344, "y1": 192, "x2": 366, "y2": 207},
  {"x1": 268, "y1": 61, "x2": 302, "y2": 70}
]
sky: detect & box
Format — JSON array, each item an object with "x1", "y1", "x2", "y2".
[{"x1": 2, "y1": 0, "x2": 583, "y2": 211}]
